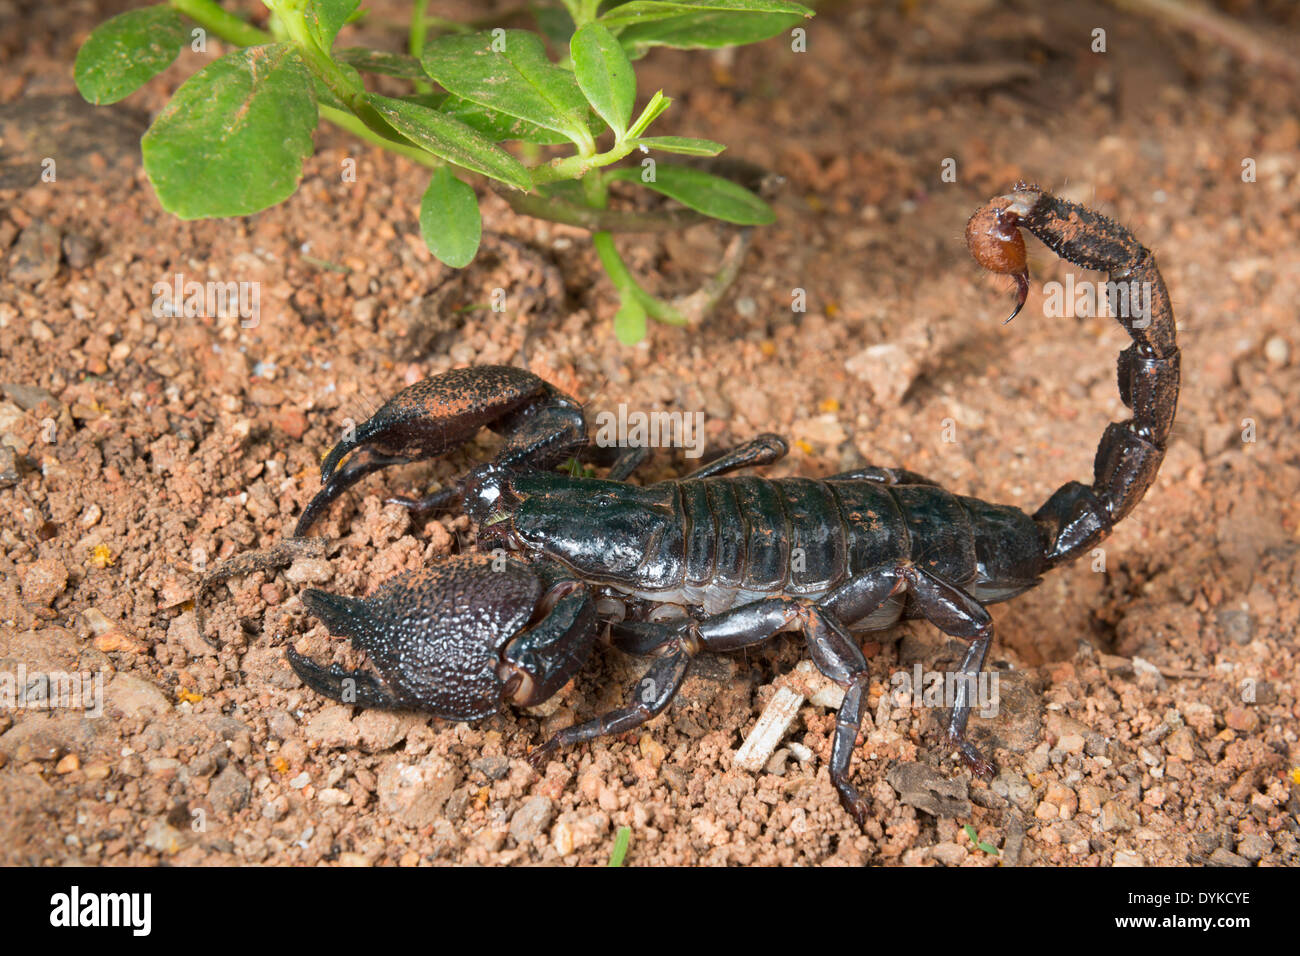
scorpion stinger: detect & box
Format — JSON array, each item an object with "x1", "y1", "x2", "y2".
[
  {"x1": 263, "y1": 187, "x2": 1178, "y2": 830},
  {"x1": 294, "y1": 365, "x2": 588, "y2": 536}
]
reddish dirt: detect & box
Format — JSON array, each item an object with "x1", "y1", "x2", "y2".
[{"x1": 0, "y1": 0, "x2": 1297, "y2": 866}]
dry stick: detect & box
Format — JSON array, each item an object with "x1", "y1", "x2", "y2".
[
  {"x1": 194, "y1": 536, "x2": 326, "y2": 642},
  {"x1": 1108, "y1": 0, "x2": 1300, "y2": 80}
]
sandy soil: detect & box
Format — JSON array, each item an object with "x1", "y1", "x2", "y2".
[{"x1": 1, "y1": 0, "x2": 1297, "y2": 866}]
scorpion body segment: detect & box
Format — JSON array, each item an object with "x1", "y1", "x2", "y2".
[
  {"x1": 487, "y1": 471, "x2": 1043, "y2": 619},
  {"x1": 275, "y1": 186, "x2": 1178, "y2": 827}
]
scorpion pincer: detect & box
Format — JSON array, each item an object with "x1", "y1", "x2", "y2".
[{"x1": 280, "y1": 186, "x2": 1179, "y2": 826}]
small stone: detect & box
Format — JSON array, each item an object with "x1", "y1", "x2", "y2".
[
  {"x1": 1236, "y1": 833, "x2": 1272, "y2": 862},
  {"x1": 509, "y1": 796, "x2": 556, "y2": 844},
  {"x1": 886, "y1": 762, "x2": 971, "y2": 817},
  {"x1": 1100, "y1": 800, "x2": 1137, "y2": 832},
  {"x1": 1112, "y1": 850, "x2": 1145, "y2": 867},
  {"x1": 1034, "y1": 799, "x2": 1060, "y2": 821},
  {"x1": 930, "y1": 842, "x2": 967, "y2": 866},
  {"x1": 846, "y1": 342, "x2": 920, "y2": 405},
  {"x1": 318, "y1": 787, "x2": 351, "y2": 806},
  {"x1": 1207, "y1": 847, "x2": 1249, "y2": 867},
  {"x1": 1223, "y1": 707, "x2": 1258, "y2": 733},
  {"x1": 266, "y1": 711, "x2": 297, "y2": 740},
  {"x1": 61, "y1": 233, "x2": 99, "y2": 270},
  {"x1": 93, "y1": 629, "x2": 146, "y2": 654},
  {"x1": 143, "y1": 821, "x2": 184, "y2": 856},
  {"x1": 276, "y1": 408, "x2": 308, "y2": 441},
  {"x1": 991, "y1": 771, "x2": 1035, "y2": 810},
  {"x1": 1263, "y1": 336, "x2": 1289, "y2": 367},
  {"x1": 79, "y1": 503, "x2": 102, "y2": 529},
  {"x1": 285, "y1": 558, "x2": 334, "y2": 584},
  {"x1": 356, "y1": 710, "x2": 412, "y2": 752},
  {"x1": 169, "y1": 611, "x2": 214, "y2": 658},
  {"x1": 209, "y1": 763, "x2": 251, "y2": 816},
  {"x1": 55, "y1": 753, "x2": 79, "y2": 774},
  {"x1": 1, "y1": 383, "x2": 59, "y2": 411},
  {"x1": 1057, "y1": 733, "x2": 1085, "y2": 754},
  {"x1": 0, "y1": 446, "x2": 19, "y2": 488},
  {"x1": 376, "y1": 755, "x2": 461, "y2": 827},
  {"x1": 20, "y1": 557, "x2": 68, "y2": 607},
  {"x1": 289, "y1": 772, "x2": 311, "y2": 790},
  {"x1": 7, "y1": 220, "x2": 61, "y2": 284},
  {"x1": 336, "y1": 852, "x2": 373, "y2": 867},
  {"x1": 304, "y1": 705, "x2": 360, "y2": 749},
  {"x1": 106, "y1": 674, "x2": 171, "y2": 717},
  {"x1": 1078, "y1": 785, "x2": 1109, "y2": 815},
  {"x1": 552, "y1": 820, "x2": 576, "y2": 856},
  {"x1": 470, "y1": 755, "x2": 512, "y2": 780},
  {"x1": 1216, "y1": 609, "x2": 1253, "y2": 645}
]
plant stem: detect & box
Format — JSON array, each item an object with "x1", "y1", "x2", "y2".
[
  {"x1": 408, "y1": 0, "x2": 432, "y2": 93},
  {"x1": 532, "y1": 139, "x2": 640, "y2": 185},
  {"x1": 319, "y1": 105, "x2": 439, "y2": 168},
  {"x1": 169, "y1": 0, "x2": 270, "y2": 46}
]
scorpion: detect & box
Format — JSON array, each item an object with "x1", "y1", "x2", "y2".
[{"x1": 272, "y1": 186, "x2": 1178, "y2": 824}]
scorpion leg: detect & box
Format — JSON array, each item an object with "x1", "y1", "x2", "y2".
[
  {"x1": 526, "y1": 646, "x2": 692, "y2": 769},
  {"x1": 680, "y1": 433, "x2": 788, "y2": 479},
  {"x1": 603, "y1": 445, "x2": 651, "y2": 482},
  {"x1": 573, "y1": 571, "x2": 907, "y2": 823},
  {"x1": 827, "y1": 465, "x2": 939, "y2": 486},
  {"x1": 900, "y1": 565, "x2": 998, "y2": 777}
]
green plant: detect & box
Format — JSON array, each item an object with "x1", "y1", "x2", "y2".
[
  {"x1": 74, "y1": 0, "x2": 813, "y2": 343},
  {"x1": 607, "y1": 825, "x2": 631, "y2": 865},
  {"x1": 964, "y1": 823, "x2": 1000, "y2": 857}
]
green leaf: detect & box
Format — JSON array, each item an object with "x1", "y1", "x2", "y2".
[
  {"x1": 436, "y1": 94, "x2": 576, "y2": 145},
  {"x1": 617, "y1": 11, "x2": 806, "y2": 53},
  {"x1": 422, "y1": 30, "x2": 593, "y2": 149},
  {"x1": 419, "y1": 167, "x2": 481, "y2": 268},
  {"x1": 303, "y1": 0, "x2": 359, "y2": 52},
  {"x1": 74, "y1": 5, "x2": 187, "y2": 105},
  {"x1": 571, "y1": 22, "x2": 636, "y2": 137},
  {"x1": 609, "y1": 163, "x2": 774, "y2": 225},
  {"x1": 633, "y1": 135, "x2": 725, "y2": 156},
  {"x1": 365, "y1": 93, "x2": 533, "y2": 191},
  {"x1": 607, "y1": 826, "x2": 632, "y2": 866},
  {"x1": 626, "y1": 90, "x2": 671, "y2": 139},
  {"x1": 142, "y1": 45, "x2": 317, "y2": 219},
  {"x1": 337, "y1": 47, "x2": 425, "y2": 78},
  {"x1": 600, "y1": 0, "x2": 813, "y2": 28},
  {"x1": 613, "y1": 295, "x2": 647, "y2": 345}
]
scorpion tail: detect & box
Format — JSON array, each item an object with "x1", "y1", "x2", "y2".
[{"x1": 969, "y1": 185, "x2": 1180, "y2": 569}]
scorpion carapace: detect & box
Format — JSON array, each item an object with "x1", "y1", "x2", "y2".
[{"x1": 280, "y1": 185, "x2": 1178, "y2": 826}]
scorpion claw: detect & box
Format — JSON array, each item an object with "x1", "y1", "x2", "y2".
[
  {"x1": 296, "y1": 366, "x2": 584, "y2": 535},
  {"x1": 298, "y1": 554, "x2": 545, "y2": 720}
]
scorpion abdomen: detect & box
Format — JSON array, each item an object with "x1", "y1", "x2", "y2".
[{"x1": 599, "y1": 476, "x2": 1045, "y2": 625}]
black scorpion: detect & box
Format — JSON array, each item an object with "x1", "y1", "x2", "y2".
[{"x1": 278, "y1": 186, "x2": 1179, "y2": 824}]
